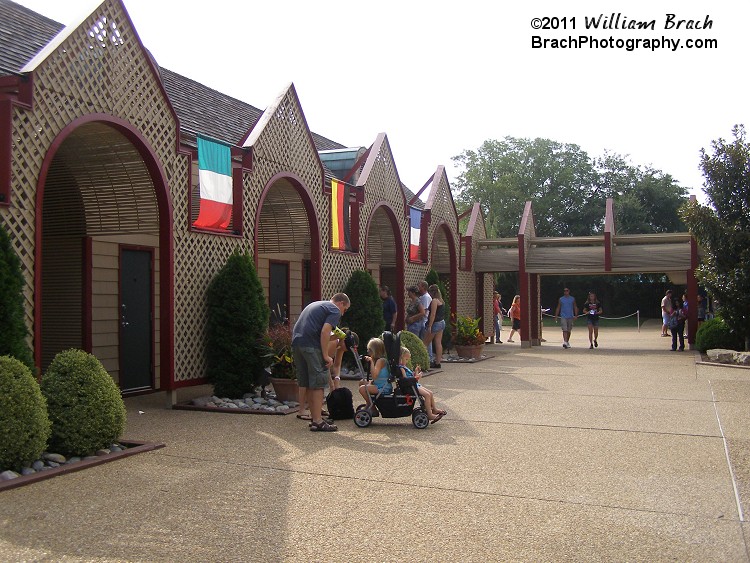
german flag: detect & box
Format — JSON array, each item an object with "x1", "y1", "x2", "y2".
[{"x1": 331, "y1": 179, "x2": 350, "y2": 250}]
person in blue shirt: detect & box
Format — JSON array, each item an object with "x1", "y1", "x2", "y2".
[
  {"x1": 554, "y1": 288, "x2": 578, "y2": 349},
  {"x1": 379, "y1": 285, "x2": 398, "y2": 333},
  {"x1": 358, "y1": 337, "x2": 392, "y2": 405}
]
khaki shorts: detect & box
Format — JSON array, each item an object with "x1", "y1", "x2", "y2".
[
  {"x1": 560, "y1": 317, "x2": 574, "y2": 332},
  {"x1": 292, "y1": 346, "x2": 329, "y2": 389}
]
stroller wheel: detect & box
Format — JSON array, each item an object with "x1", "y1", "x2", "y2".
[
  {"x1": 412, "y1": 409, "x2": 430, "y2": 429},
  {"x1": 355, "y1": 404, "x2": 367, "y2": 412},
  {"x1": 354, "y1": 409, "x2": 372, "y2": 428}
]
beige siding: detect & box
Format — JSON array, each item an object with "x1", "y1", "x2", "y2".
[{"x1": 91, "y1": 234, "x2": 160, "y2": 388}]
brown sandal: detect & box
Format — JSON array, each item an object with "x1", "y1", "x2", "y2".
[{"x1": 309, "y1": 420, "x2": 338, "y2": 432}]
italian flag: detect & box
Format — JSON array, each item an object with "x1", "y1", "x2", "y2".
[
  {"x1": 409, "y1": 206, "x2": 421, "y2": 261},
  {"x1": 193, "y1": 136, "x2": 233, "y2": 230}
]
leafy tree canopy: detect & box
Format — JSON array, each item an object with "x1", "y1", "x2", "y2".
[
  {"x1": 452, "y1": 137, "x2": 688, "y2": 237},
  {"x1": 680, "y1": 124, "x2": 750, "y2": 350}
]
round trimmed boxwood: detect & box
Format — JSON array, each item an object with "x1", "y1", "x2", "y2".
[
  {"x1": 695, "y1": 318, "x2": 744, "y2": 353},
  {"x1": 398, "y1": 330, "x2": 430, "y2": 372},
  {"x1": 0, "y1": 356, "x2": 51, "y2": 472},
  {"x1": 41, "y1": 349, "x2": 126, "y2": 456}
]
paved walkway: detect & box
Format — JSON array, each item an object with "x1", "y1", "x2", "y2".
[{"x1": 1, "y1": 320, "x2": 748, "y2": 561}]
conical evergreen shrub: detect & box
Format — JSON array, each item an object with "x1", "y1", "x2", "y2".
[
  {"x1": 342, "y1": 270, "x2": 384, "y2": 349},
  {"x1": 206, "y1": 251, "x2": 269, "y2": 397},
  {"x1": 0, "y1": 224, "x2": 35, "y2": 372}
]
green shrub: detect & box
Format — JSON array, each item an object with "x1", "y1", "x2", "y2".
[
  {"x1": 695, "y1": 318, "x2": 744, "y2": 353},
  {"x1": 41, "y1": 349, "x2": 126, "y2": 456},
  {"x1": 0, "y1": 225, "x2": 35, "y2": 372},
  {"x1": 206, "y1": 252, "x2": 269, "y2": 397},
  {"x1": 398, "y1": 330, "x2": 430, "y2": 372},
  {"x1": 0, "y1": 356, "x2": 51, "y2": 471},
  {"x1": 342, "y1": 270, "x2": 384, "y2": 348}
]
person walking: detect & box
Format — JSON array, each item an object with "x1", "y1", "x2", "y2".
[
  {"x1": 661, "y1": 289, "x2": 673, "y2": 337},
  {"x1": 554, "y1": 288, "x2": 578, "y2": 349},
  {"x1": 507, "y1": 295, "x2": 521, "y2": 342},
  {"x1": 379, "y1": 285, "x2": 397, "y2": 333},
  {"x1": 292, "y1": 293, "x2": 350, "y2": 432},
  {"x1": 492, "y1": 291, "x2": 504, "y2": 343},
  {"x1": 582, "y1": 291, "x2": 602, "y2": 349}
]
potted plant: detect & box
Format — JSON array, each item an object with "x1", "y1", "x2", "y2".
[
  {"x1": 265, "y1": 323, "x2": 298, "y2": 402},
  {"x1": 452, "y1": 314, "x2": 486, "y2": 360}
]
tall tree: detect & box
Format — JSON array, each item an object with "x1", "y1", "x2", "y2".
[
  {"x1": 594, "y1": 152, "x2": 687, "y2": 234},
  {"x1": 680, "y1": 124, "x2": 750, "y2": 350},
  {"x1": 452, "y1": 137, "x2": 688, "y2": 237},
  {"x1": 453, "y1": 137, "x2": 599, "y2": 237}
]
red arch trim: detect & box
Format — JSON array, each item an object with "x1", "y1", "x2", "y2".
[
  {"x1": 34, "y1": 114, "x2": 175, "y2": 390},
  {"x1": 254, "y1": 171, "x2": 322, "y2": 302}
]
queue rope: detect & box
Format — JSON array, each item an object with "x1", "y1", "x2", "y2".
[{"x1": 540, "y1": 310, "x2": 641, "y2": 332}]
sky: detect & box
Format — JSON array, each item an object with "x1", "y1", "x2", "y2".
[{"x1": 14, "y1": 0, "x2": 750, "y2": 201}]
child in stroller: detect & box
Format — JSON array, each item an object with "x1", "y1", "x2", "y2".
[
  {"x1": 354, "y1": 331, "x2": 433, "y2": 429},
  {"x1": 398, "y1": 347, "x2": 446, "y2": 424}
]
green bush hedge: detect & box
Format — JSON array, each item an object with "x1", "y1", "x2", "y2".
[
  {"x1": 398, "y1": 330, "x2": 430, "y2": 372},
  {"x1": 0, "y1": 356, "x2": 51, "y2": 472},
  {"x1": 41, "y1": 349, "x2": 126, "y2": 456},
  {"x1": 695, "y1": 318, "x2": 744, "y2": 353},
  {"x1": 0, "y1": 225, "x2": 35, "y2": 372},
  {"x1": 206, "y1": 252, "x2": 269, "y2": 398}
]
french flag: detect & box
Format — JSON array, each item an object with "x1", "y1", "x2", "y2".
[
  {"x1": 193, "y1": 136, "x2": 233, "y2": 230},
  {"x1": 409, "y1": 207, "x2": 421, "y2": 261}
]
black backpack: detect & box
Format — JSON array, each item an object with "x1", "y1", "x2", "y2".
[{"x1": 326, "y1": 387, "x2": 354, "y2": 420}]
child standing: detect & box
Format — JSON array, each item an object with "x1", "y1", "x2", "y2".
[
  {"x1": 399, "y1": 347, "x2": 445, "y2": 423},
  {"x1": 507, "y1": 295, "x2": 521, "y2": 342}
]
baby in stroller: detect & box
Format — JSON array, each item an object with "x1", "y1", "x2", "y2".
[{"x1": 354, "y1": 332, "x2": 435, "y2": 429}]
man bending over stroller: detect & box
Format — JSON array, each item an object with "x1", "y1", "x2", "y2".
[{"x1": 399, "y1": 347, "x2": 446, "y2": 424}]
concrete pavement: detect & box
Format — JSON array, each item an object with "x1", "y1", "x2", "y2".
[{"x1": 1, "y1": 320, "x2": 748, "y2": 561}]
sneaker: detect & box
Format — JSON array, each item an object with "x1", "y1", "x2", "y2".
[
  {"x1": 594, "y1": 340, "x2": 598, "y2": 348},
  {"x1": 562, "y1": 342, "x2": 567, "y2": 348},
  {"x1": 589, "y1": 344, "x2": 594, "y2": 349}
]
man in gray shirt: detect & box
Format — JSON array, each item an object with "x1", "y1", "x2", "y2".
[{"x1": 292, "y1": 293, "x2": 350, "y2": 431}]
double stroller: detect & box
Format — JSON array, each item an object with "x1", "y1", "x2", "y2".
[{"x1": 351, "y1": 331, "x2": 430, "y2": 429}]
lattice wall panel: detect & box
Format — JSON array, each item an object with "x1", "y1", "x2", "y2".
[
  {"x1": 358, "y1": 137, "x2": 432, "y2": 315},
  {"x1": 4, "y1": 0, "x2": 189, "y2": 376},
  {"x1": 244, "y1": 86, "x2": 362, "y2": 298}
]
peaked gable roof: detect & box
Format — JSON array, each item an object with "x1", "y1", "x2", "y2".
[
  {"x1": 0, "y1": 0, "x2": 64, "y2": 74},
  {"x1": 0, "y1": 0, "x2": 344, "y2": 152}
]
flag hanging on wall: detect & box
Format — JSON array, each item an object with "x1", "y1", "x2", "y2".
[
  {"x1": 193, "y1": 136, "x2": 233, "y2": 229},
  {"x1": 331, "y1": 179, "x2": 350, "y2": 250},
  {"x1": 409, "y1": 206, "x2": 422, "y2": 261}
]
